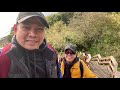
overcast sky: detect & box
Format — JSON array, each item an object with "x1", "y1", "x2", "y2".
[{"x1": 0, "y1": 12, "x2": 57, "y2": 39}]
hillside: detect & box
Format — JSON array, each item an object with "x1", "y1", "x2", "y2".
[{"x1": 0, "y1": 36, "x2": 9, "y2": 47}]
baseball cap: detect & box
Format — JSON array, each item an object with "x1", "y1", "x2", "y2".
[
  {"x1": 16, "y1": 12, "x2": 49, "y2": 28},
  {"x1": 64, "y1": 43, "x2": 77, "y2": 53}
]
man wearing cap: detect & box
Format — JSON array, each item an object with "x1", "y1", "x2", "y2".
[
  {"x1": 0, "y1": 12, "x2": 59, "y2": 78},
  {"x1": 60, "y1": 43, "x2": 97, "y2": 78}
]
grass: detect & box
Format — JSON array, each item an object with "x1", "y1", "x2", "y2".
[{"x1": 117, "y1": 67, "x2": 120, "y2": 71}]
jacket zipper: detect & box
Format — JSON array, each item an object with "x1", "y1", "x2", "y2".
[{"x1": 18, "y1": 59, "x2": 31, "y2": 78}]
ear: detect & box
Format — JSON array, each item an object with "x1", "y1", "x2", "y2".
[{"x1": 13, "y1": 24, "x2": 17, "y2": 35}]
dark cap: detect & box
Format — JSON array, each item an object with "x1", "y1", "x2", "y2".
[
  {"x1": 64, "y1": 43, "x2": 77, "y2": 53},
  {"x1": 16, "y1": 12, "x2": 49, "y2": 28}
]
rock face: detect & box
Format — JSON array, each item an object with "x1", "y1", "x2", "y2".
[{"x1": 88, "y1": 54, "x2": 119, "y2": 78}]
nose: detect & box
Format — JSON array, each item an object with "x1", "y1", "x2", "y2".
[{"x1": 28, "y1": 30, "x2": 36, "y2": 37}]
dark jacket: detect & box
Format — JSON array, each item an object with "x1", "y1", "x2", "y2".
[{"x1": 0, "y1": 36, "x2": 58, "y2": 78}]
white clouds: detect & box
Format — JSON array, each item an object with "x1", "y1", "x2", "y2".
[
  {"x1": 0, "y1": 12, "x2": 19, "y2": 38},
  {"x1": 42, "y1": 12, "x2": 58, "y2": 16}
]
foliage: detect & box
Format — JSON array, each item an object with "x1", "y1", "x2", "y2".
[
  {"x1": 46, "y1": 21, "x2": 68, "y2": 52},
  {"x1": 7, "y1": 27, "x2": 14, "y2": 42},
  {"x1": 46, "y1": 12, "x2": 74, "y2": 26}
]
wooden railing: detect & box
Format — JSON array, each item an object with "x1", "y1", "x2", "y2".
[{"x1": 89, "y1": 54, "x2": 119, "y2": 78}]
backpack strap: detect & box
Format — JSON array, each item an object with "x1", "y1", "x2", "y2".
[
  {"x1": 79, "y1": 60, "x2": 84, "y2": 78},
  {"x1": 58, "y1": 62, "x2": 62, "y2": 78}
]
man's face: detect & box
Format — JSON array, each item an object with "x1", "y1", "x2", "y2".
[{"x1": 14, "y1": 17, "x2": 45, "y2": 50}]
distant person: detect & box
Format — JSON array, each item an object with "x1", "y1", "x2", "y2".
[
  {"x1": 59, "y1": 43, "x2": 97, "y2": 78},
  {"x1": 80, "y1": 52, "x2": 92, "y2": 67},
  {"x1": 0, "y1": 12, "x2": 59, "y2": 78}
]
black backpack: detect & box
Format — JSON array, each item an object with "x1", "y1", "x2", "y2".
[{"x1": 79, "y1": 60, "x2": 84, "y2": 78}]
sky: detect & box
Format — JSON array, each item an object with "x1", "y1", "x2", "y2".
[{"x1": 0, "y1": 12, "x2": 57, "y2": 39}]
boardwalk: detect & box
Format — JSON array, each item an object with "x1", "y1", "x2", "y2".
[
  {"x1": 115, "y1": 71, "x2": 120, "y2": 78},
  {"x1": 88, "y1": 54, "x2": 120, "y2": 78}
]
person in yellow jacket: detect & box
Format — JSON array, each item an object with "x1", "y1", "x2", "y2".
[{"x1": 60, "y1": 43, "x2": 97, "y2": 78}]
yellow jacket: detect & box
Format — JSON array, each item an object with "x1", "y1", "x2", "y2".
[{"x1": 61, "y1": 60, "x2": 97, "y2": 78}]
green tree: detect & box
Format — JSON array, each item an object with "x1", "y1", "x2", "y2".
[
  {"x1": 7, "y1": 27, "x2": 14, "y2": 42},
  {"x1": 46, "y1": 12, "x2": 74, "y2": 26}
]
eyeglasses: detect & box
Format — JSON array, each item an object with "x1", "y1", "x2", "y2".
[{"x1": 65, "y1": 51, "x2": 75, "y2": 55}]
